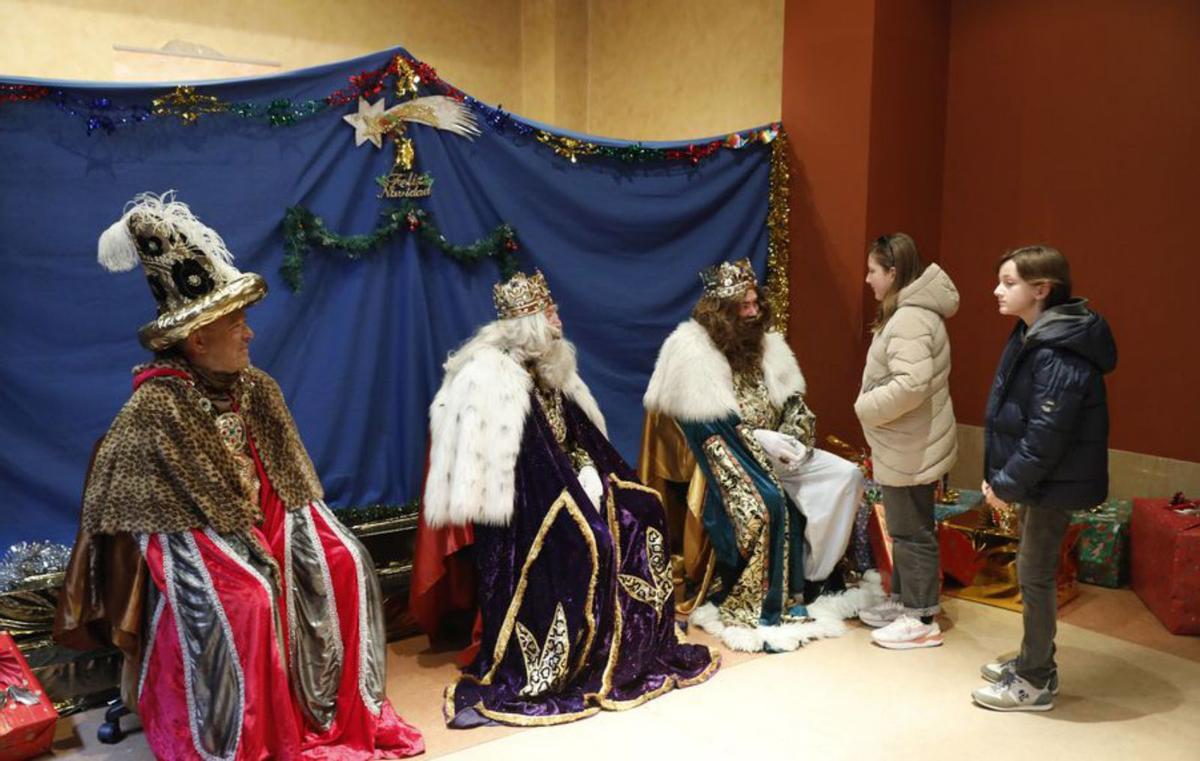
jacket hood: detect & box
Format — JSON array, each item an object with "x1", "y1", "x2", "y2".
[
  {"x1": 897, "y1": 263, "x2": 959, "y2": 319},
  {"x1": 1024, "y1": 298, "x2": 1117, "y2": 374}
]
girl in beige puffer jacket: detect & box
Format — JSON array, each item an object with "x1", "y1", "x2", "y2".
[{"x1": 854, "y1": 233, "x2": 958, "y2": 650}]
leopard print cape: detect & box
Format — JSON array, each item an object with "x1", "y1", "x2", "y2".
[{"x1": 81, "y1": 361, "x2": 324, "y2": 534}]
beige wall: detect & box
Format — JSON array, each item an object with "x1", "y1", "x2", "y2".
[
  {"x1": 587, "y1": 0, "x2": 783, "y2": 139},
  {"x1": 949, "y1": 425, "x2": 1200, "y2": 502},
  {"x1": 0, "y1": 0, "x2": 781, "y2": 140}
]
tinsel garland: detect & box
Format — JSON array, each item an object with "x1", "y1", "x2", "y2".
[
  {"x1": 281, "y1": 203, "x2": 520, "y2": 292},
  {"x1": 764, "y1": 133, "x2": 791, "y2": 335},
  {"x1": 0, "y1": 542, "x2": 72, "y2": 593},
  {"x1": 0, "y1": 52, "x2": 783, "y2": 168}
]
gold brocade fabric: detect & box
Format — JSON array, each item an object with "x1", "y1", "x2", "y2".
[
  {"x1": 534, "y1": 377, "x2": 593, "y2": 471},
  {"x1": 534, "y1": 382, "x2": 567, "y2": 446},
  {"x1": 515, "y1": 603, "x2": 572, "y2": 698},
  {"x1": 616, "y1": 527, "x2": 674, "y2": 617},
  {"x1": 701, "y1": 435, "x2": 769, "y2": 629},
  {"x1": 732, "y1": 369, "x2": 779, "y2": 431}
]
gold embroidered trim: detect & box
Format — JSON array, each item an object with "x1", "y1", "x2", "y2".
[
  {"x1": 732, "y1": 368, "x2": 779, "y2": 430},
  {"x1": 515, "y1": 603, "x2": 571, "y2": 697},
  {"x1": 616, "y1": 527, "x2": 673, "y2": 617},
  {"x1": 491, "y1": 489, "x2": 599, "y2": 685}
]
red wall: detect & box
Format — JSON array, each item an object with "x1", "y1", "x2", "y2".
[
  {"x1": 782, "y1": 0, "x2": 951, "y2": 446},
  {"x1": 781, "y1": 1, "x2": 878, "y2": 445},
  {"x1": 782, "y1": 0, "x2": 1200, "y2": 463},
  {"x1": 938, "y1": 0, "x2": 1200, "y2": 462}
]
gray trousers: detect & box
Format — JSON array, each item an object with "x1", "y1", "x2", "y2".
[
  {"x1": 879, "y1": 483, "x2": 940, "y2": 616},
  {"x1": 1015, "y1": 506, "x2": 1073, "y2": 689}
]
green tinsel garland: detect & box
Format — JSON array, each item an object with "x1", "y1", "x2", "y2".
[{"x1": 281, "y1": 203, "x2": 520, "y2": 292}]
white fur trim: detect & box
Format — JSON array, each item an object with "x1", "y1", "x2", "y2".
[
  {"x1": 561, "y1": 373, "x2": 607, "y2": 437},
  {"x1": 424, "y1": 345, "x2": 530, "y2": 528},
  {"x1": 807, "y1": 575, "x2": 884, "y2": 621},
  {"x1": 423, "y1": 344, "x2": 606, "y2": 528},
  {"x1": 689, "y1": 573, "x2": 883, "y2": 654},
  {"x1": 644, "y1": 320, "x2": 806, "y2": 422},
  {"x1": 688, "y1": 602, "x2": 723, "y2": 634},
  {"x1": 762, "y1": 332, "x2": 806, "y2": 407}
]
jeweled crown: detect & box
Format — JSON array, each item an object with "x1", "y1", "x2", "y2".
[
  {"x1": 699, "y1": 258, "x2": 757, "y2": 301},
  {"x1": 493, "y1": 270, "x2": 555, "y2": 320}
]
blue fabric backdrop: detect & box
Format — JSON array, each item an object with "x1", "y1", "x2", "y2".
[{"x1": 0, "y1": 46, "x2": 772, "y2": 548}]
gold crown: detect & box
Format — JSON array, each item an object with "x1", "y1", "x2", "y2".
[
  {"x1": 699, "y1": 258, "x2": 757, "y2": 301},
  {"x1": 493, "y1": 270, "x2": 555, "y2": 319}
]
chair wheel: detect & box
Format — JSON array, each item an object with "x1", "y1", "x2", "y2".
[
  {"x1": 104, "y1": 701, "x2": 130, "y2": 724},
  {"x1": 97, "y1": 721, "x2": 126, "y2": 744}
]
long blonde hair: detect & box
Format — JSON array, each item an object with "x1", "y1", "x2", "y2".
[{"x1": 869, "y1": 233, "x2": 927, "y2": 331}]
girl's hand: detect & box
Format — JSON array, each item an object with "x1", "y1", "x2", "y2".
[{"x1": 982, "y1": 482, "x2": 1009, "y2": 510}]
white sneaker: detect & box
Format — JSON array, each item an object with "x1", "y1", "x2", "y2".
[
  {"x1": 870, "y1": 615, "x2": 943, "y2": 650},
  {"x1": 858, "y1": 598, "x2": 905, "y2": 628},
  {"x1": 981, "y1": 657, "x2": 1059, "y2": 695},
  {"x1": 972, "y1": 671, "x2": 1054, "y2": 712}
]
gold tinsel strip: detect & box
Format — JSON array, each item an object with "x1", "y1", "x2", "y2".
[
  {"x1": 152, "y1": 86, "x2": 229, "y2": 125},
  {"x1": 765, "y1": 131, "x2": 791, "y2": 335}
]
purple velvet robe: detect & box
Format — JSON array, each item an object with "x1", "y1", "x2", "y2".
[{"x1": 445, "y1": 392, "x2": 718, "y2": 727}]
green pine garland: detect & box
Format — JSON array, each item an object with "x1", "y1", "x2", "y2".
[
  {"x1": 331, "y1": 501, "x2": 419, "y2": 528},
  {"x1": 281, "y1": 203, "x2": 520, "y2": 292}
]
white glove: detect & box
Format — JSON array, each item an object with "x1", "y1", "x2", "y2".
[
  {"x1": 752, "y1": 429, "x2": 808, "y2": 474},
  {"x1": 577, "y1": 465, "x2": 604, "y2": 509}
]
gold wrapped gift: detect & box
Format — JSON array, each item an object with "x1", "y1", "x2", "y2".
[{"x1": 939, "y1": 504, "x2": 1083, "y2": 612}]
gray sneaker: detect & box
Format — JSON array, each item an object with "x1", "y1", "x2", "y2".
[
  {"x1": 981, "y1": 657, "x2": 1059, "y2": 695},
  {"x1": 858, "y1": 598, "x2": 905, "y2": 628},
  {"x1": 972, "y1": 671, "x2": 1054, "y2": 712}
]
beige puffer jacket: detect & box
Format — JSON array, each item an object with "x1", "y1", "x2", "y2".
[{"x1": 855, "y1": 263, "x2": 959, "y2": 486}]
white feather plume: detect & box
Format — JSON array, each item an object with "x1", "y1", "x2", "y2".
[
  {"x1": 99, "y1": 190, "x2": 241, "y2": 279},
  {"x1": 97, "y1": 217, "x2": 139, "y2": 272}
]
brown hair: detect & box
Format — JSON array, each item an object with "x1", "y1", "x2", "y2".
[
  {"x1": 997, "y1": 245, "x2": 1072, "y2": 309},
  {"x1": 692, "y1": 287, "x2": 772, "y2": 375},
  {"x1": 869, "y1": 232, "x2": 927, "y2": 331}
]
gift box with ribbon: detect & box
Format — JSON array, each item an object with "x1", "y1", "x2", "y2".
[
  {"x1": 1071, "y1": 499, "x2": 1133, "y2": 588},
  {"x1": 0, "y1": 631, "x2": 57, "y2": 761},
  {"x1": 939, "y1": 503, "x2": 1083, "y2": 612},
  {"x1": 1131, "y1": 494, "x2": 1200, "y2": 634}
]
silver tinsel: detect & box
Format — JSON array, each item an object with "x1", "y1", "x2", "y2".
[{"x1": 0, "y1": 542, "x2": 72, "y2": 593}]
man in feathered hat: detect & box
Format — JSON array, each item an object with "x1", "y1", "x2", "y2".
[
  {"x1": 643, "y1": 259, "x2": 868, "y2": 653},
  {"x1": 424, "y1": 270, "x2": 717, "y2": 727},
  {"x1": 54, "y1": 192, "x2": 423, "y2": 759}
]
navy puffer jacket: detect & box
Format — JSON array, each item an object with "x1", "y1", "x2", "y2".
[{"x1": 984, "y1": 299, "x2": 1117, "y2": 511}]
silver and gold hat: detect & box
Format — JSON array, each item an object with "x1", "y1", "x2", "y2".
[
  {"x1": 493, "y1": 269, "x2": 555, "y2": 320},
  {"x1": 98, "y1": 191, "x2": 266, "y2": 351},
  {"x1": 699, "y1": 258, "x2": 757, "y2": 301}
]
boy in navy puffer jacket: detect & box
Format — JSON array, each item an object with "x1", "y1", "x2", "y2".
[{"x1": 973, "y1": 245, "x2": 1116, "y2": 712}]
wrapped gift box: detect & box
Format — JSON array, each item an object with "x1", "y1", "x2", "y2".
[
  {"x1": 1131, "y1": 496, "x2": 1200, "y2": 635},
  {"x1": 0, "y1": 631, "x2": 57, "y2": 761},
  {"x1": 846, "y1": 488, "x2": 878, "y2": 573},
  {"x1": 939, "y1": 504, "x2": 1082, "y2": 612},
  {"x1": 865, "y1": 489, "x2": 980, "y2": 593},
  {"x1": 1071, "y1": 499, "x2": 1133, "y2": 588}
]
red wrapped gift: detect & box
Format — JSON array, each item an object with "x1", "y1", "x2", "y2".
[
  {"x1": 0, "y1": 632, "x2": 57, "y2": 761},
  {"x1": 867, "y1": 503, "x2": 944, "y2": 595},
  {"x1": 1131, "y1": 496, "x2": 1200, "y2": 635}
]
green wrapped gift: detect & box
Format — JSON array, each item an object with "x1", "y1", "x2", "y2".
[{"x1": 1071, "y1": 499, "x2": 1133, "y2": 588}]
